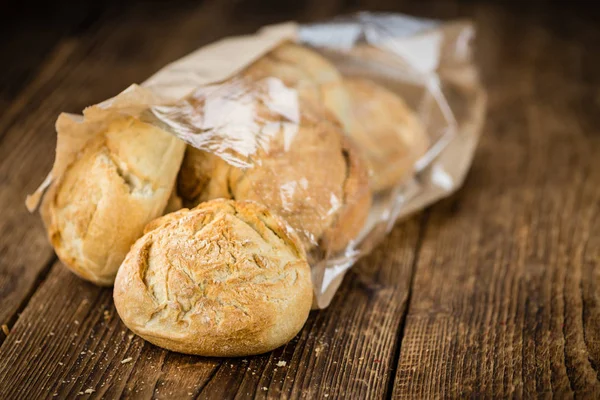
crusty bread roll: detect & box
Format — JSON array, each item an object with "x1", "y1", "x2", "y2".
[
  {"x1": 176, "y1": 78, "x2": 370, "y2": 254},
  {"x1": 114, "y1": 199, "x2": 313, "y2": 357},
  {"x1": 41, "y1": 117, "x2": 185, "y2": 285},
  {"x1": 345, "y1": 78, "x2": 429, "y2": 191}
]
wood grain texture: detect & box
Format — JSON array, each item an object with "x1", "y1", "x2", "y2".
[
  {"x1": 1, "y1": 0, "x2": 600, "y2": 398},
  {"x1": 0, "y1": 3, "x2": 122, "y2": 339},
  {"x1": 393, "y1": 3, "x2": 600, "y2": 398},
  {"x1": 0, "y1": 220, "x2": 420, "y2": 399}
]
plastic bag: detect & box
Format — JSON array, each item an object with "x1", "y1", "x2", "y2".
[{"x1": 28, "y1": 13, "x2": 486, "y2": 309}]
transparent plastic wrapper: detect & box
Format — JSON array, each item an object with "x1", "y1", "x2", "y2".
[{"x1": 28, "y1": 13, "x2": 486, "y2": 309}]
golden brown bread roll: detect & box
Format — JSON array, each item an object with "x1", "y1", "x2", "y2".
[
  {"x1": 41, "y1": 117, "x2": 185, "y2": 285},
  {"x1": 344, "y1": 78, "x2": 430, "y2": 191},
  {"x1": 176, "y1": 77, "x2": 371, "y2": 254},
  {"x1": 114, "y1": 199, "x2": 312, "y2": 357}
]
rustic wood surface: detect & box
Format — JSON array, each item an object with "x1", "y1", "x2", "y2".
[{"x1": 0, "y1": 0, "x2": 598, "y2": 398}]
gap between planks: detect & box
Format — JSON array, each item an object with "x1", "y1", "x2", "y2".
[{"x1": 384, "y1": 210, "x2": 430, "y2": 400}]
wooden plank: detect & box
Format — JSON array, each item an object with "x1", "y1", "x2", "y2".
[
  {"x1": 0, "y1": 217, "x2": 421, "y2": 399},
  {"x1": 0, "y1": 37, "x2": 85, "y2": 338},
  {"x1": 393, "y1": 4, "x2": 600, "y2": 398}
]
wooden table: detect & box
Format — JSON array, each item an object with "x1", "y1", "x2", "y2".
[{"x1": 1, "y1": 0, "x2": 599, "y2": 398}]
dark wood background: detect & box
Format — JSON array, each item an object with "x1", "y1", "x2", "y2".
[{"x1": 1, "y1": 0, "x2": 599, "y2": 398}]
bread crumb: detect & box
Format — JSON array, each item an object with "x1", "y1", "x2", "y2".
[
  {"x1": 78, "y1": 392, "x2": 83, "y2": 395},
  {"x1": 324, "y1": 394, "x2": 329, "y2": 397},
  {"x1": 128, "y1": 334, "x2": 134, "y2": 340},
  {"x1": 58, "y1": 362, "x2": 64, "y2": 366},
  {"x1": 74, "y1": 321, "x2": 79, "y2": 325},
  {"x1": 15, "y1": 340, "x2": 21, "y2": 344},
  {"x1": 1, "y1": 324, "x2": 9, "y2": 335},
  {"x1": 121, "y1": 357, "x2": 133, "y2": 364},
  {"x1": 277, "y1": 361, "x2": 287, "y2": 367},
  {"x1": 262, "y1": 387, "x2": 268, "y2": 391},
  {"x1": 103, "y1": 311, "x2": 111, "y2": 321},
  {"x1": 81, "y1": 351, "x2": 87, "y2": 355},
  {"x1": 84, "y1": 389, "x2": 95, "y2": 394},
  {"x1": 49, "y1": 332, "x2": 55, "y2": 336}
]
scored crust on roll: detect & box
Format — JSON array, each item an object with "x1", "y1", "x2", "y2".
[
  {"x1": 344, "y1": 78, "x2": 430, "y2": 191},
  {"x1": 113, "y1": 199, "x2": 313, "y2": 357},
  {"x1": 176, "y1": 77, "x2": 371, "y2": 254},
  {"x1": 42, "y1": 117, "x2": 185, "y2": 285}
]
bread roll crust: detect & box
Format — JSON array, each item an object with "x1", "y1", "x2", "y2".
[
  {"x1": 42, "y1": 117, "x2": 185, "y2": 285},
  {"x1": 114, "y1": 199, "x2": 313, "y2": 357},
  {"x1": 176, "y1": 77, "x2": 371, "y2": 253},
  {"x1": 345, "y1": 78, "x2": 429, "y2": 191}
]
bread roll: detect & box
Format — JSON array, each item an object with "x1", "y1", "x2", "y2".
[
  {"x1": 345, "y1": 78, "x2": 429, "y2": 191},
  {"x1": 176, "y1": 78, "x2": 370, "y2": 254},
  {"x1": 114, "y1": 199, "x2": 313, "y2": 357},
  {"x1": 41, "y1": 117, "x2": 185, "y2": 285}
]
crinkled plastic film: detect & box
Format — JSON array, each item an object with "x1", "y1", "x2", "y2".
[
  {"x1": 28, "y1": 13, "x2": 486, "y2": 309},
  {"x1": 298, "y1": 14, "x2": 486, "y2": 307}
]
